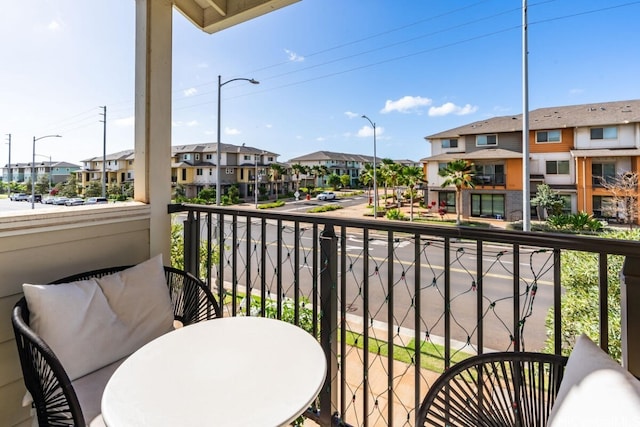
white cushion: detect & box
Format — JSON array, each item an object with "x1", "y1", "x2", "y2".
[
  {"x1": 22, "y1": 255, "x2": 174, "y2": 382},
  {"x1": 95, "y1": 254, "x2": 174, "y2": 357},
  {"x1": 23, "y1": 279, "x2": 131, "y2": 381},
  {"x1": 548, "y1": 334, "x2": 640, "y2": 426},
  {"x1": 72, "y1": 357, "x2": 127, "y2": 426}
]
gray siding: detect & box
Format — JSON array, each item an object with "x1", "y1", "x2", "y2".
[{"x1": 465, "y1": 131, "x2": 523, "y2": 154}]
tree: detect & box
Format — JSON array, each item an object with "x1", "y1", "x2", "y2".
[
  {"x1": 531, "y1": 183, "x2": 565, "y2": 220},
  {"x1": 60, "y1": 175, "x2": 80, "y2": 197},
  {"x1": 359, "y1": 163, "x2": 375, "y2": 206},
  {"x1": 438, "y1": 159, "x2": 475, "y2": 225},
  {"x1": 340, "y1": 173, "x2": 351, "y2": 189},
  {"x1": 327, "y1": 173, "x2": 341, "y2": 189},
  {"x1": 291, "y1": 163, "x2": 306, "y2": 191},
  {"x1": 84, "y1": 181, "x2": 103, "y2": 197},
  {"x1": 35, "y1": 174, "x2": 51, "y2": 195},
  {"x1": 599, "y1": 171, "x2": 639, "y2": 229},
  {"x1": 400, "y1": 166, "x2": 426, "y2": 221},
  {"x1": 269, "y1": 164, "x2": 286, "y2": 200}
]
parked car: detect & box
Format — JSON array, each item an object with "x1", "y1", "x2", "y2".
[
  {"x1": 316, "y1": 191, "x2": 336, "y2": 201},
  {"x1": 65, "y1": 198, "x2": 85, "y2": 206},
  {"x1": 85, "y1": 197, "x2": 108, "y2": 205},
  {"x1": 10, "y1": 193, "x2": 29, "y2": 201},
  {"x1": 41, "y1": 196, "x2": 55, "y2": 204},
  {"x1": 27, "y1": 194, "x2": 42, "y2": 203},
  {"x1": 52, "y1": 197, "x2": 69, "y2": 205}
]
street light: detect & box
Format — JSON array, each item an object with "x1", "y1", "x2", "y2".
[
  {"x1": 255, "y1": 153, "x2": 259, "y2": 209},
  {"x1": 32, "y1": 135, "x2": 61, "y2": 209},
  {"x1": 361, "y1": 115, "x2": 378, "y2": 219},
  {"x1": 216, "y1": 75, "x2": 260, "y2": 205}
]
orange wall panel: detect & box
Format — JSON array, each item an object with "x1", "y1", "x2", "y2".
[
  {"x1": 506, "y1": 158, "x2": 522, "y2": 190},
  {"x1": 529, "y1": 128, "x2": 574, "y2": 153}
]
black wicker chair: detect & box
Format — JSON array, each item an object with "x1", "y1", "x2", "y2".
[
  {"x1": 417, "y1": 352, "x2": 569, "y2": 427},
  {"x1": 12, "y1": 265, "x2": 221, "y2": 427}
]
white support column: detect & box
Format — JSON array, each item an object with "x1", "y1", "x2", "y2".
[
  {"x1": 134, "y1": 0, "x2": 173, "y2": 260},
  {"x1": 621, "y1": 257, "x2": 640, "y2": 377}
]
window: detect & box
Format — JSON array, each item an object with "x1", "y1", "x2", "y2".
[
  {"x1": 593, "y1": 195, "x2": 615, "y2": 218},
  {"x1": 590, "y1": 127, "x2": 617, "y2": 140},
  {"x1": 243, "y1": 155, "x2": 251, "y2": 161},
  {"x1": 476, "y1": 134, "x2": 497, "y2": 146},
  {"x1": 225, "y1": 168, "x2": 234, "y2": 174},
  {"x1": 471, "y1": 194, "x2": 505, "y2": 218},
  {"x1": 181, "y1": 169, "x2": 186, "y2": 180},
  {"x1": 546, "y1": 160, "x2": 570, "y2": 175},
  {"x1": 536, "y1": 130, "x2": 561, "y2": 143},
  {"x1": 442, "y1": 139, "x2": 458, "y2": 148},
  {"x1": 195, "y1": 154, "x2": 200, "y2": 161},
  {"x1": 196, "y1": 169, "x2": 203, "y2": 176},
  {"x1": 206, "y1": 154, "x2": 212, "y2": 160},
  {"x1": 474, "y1": 164, "x2": 505, "y2": 185},
  {"x1": 592, "y1": 163, "x2": 615, "y2": 185},
  {"x1": 268, "y1": 156, "x2": 274, "y2": 162},
  {"x1": 182, "y1": 154, "x2": 190, "y2": 161},
  {"x1": 438, "y1": 192, "x2": 456, "y2": 210},
  {"x1": 438, "y1": 162, "x2": 447, "y2": 171},
  {"x1": 209, "y1": 168, "x2": 212, "y2": 175}
]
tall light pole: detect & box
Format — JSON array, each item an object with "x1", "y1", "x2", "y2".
[
  {"x1": 5, "y1": 134, "x2": 11, "y2": 197},
  {"x1": 32, "y1": 135, "x2": 61, "y2": 209},
  {"x1": 216, "y1": 75, "x2": 260, "y2": 206},
  {"x1": 255, "y1": 153, "x2": 259, "y2": 209},
  {"x1": 361, "y1": 115, "x2": 378, "y2": 219}
]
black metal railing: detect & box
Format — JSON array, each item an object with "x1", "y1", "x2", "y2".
[{"x1": 168, "y1": 203, "x2": 640, "y2": 427}]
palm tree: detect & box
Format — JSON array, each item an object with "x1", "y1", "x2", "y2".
[
  {"x1": 438, "y1": 159, "x2": 475, "y2": 225},
  {"x1": 316, "y1": 165, "x2": 329, "y2": 188},
  {"x1": 400, "y1": 166, "x2": 427, "y2": 221},
  {"x1": 291, "y1": 163, "x2": 305, "y2": 191},
  {"x1": 269, "y1": 164, "x2": 286, "y2": 200},
  {"x1": 360, "y1": 163, "x2": 375, "y2": 205}
]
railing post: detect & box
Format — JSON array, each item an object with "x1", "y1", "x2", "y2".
[
  {"x1": 319, "y1": 224, "x2": 338, "y2": 426},
  {"x1": 621, "y1": 256, "x2": 640, "y2": 377},
  {"x1": 183, "y1": 210, "x2": 200, "y2": 278}
]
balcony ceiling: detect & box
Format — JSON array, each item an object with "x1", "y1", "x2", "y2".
[{"x1": 174, "y1": 0, "x2": 301, "y2": 34}]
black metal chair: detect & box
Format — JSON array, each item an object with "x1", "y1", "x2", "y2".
[
  {"x1": 417, "y1": 352, "x2": 569, "y2": 427},
  {"x1": 12, "y1": 265, "x2": 221, "y2": 427}
]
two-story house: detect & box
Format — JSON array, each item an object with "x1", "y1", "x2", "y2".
[
  {"x1": 422, "y1": 99, "x2": 640, "y2": 222},
  {"x1": 2, "y1": 161, "x2": 80, "y2": 188},
  {"x1": 76, "y1": 150, "x2": 135, "y2": 192},
  {"x1": 288, "y1": 151, "x2": 375, "y2": 188}
]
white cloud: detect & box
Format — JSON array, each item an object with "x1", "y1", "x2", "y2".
[
  {"x1": 428, "y1": 102, "x2": 478, "y2": 117},
  {"x1": 47, "y1": 20, "x2": 61, "y2": 31},
  {"x1": 316, "y1": 137, "x2": 325, "y2": 142},
  {"x1": 183, "y1": 88, "x2": 197, "y2": 97},
  {"x1": 197, "y1": 62, "x2": 209, "y2": 69},
  {"x1": 569, "y1": 88, "x2": 584, "y2": 95},
  {"x1": 357, "y1": 125, "x2": 384, "y2": 137},
  {"x1": 186, "y1": 120, "x2": 198, "y2": 127},
  {"x1": 115, "y1": 116, "x2": 134, "y2": 127},
  {"x1": 285, "y1": 49, "x2": 304, "y2": 62},
  {"x1": 265, "y1": 124, "x2": 273, "y2": 129},
  {"x1": 344, "y1": 111, "x2": 359, "y2": 119},
  {"x1": 381, "y1": 96, "x2": 432, "y2": 114},
  {"x1": 225, "y1": 127, "x2": 241, "y2": 135}
]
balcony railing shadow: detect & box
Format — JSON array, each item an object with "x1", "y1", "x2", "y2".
[{"x1": 169, "y1": 203, "x2": 640, "y2": 427}]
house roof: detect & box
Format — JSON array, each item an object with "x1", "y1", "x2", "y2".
[
  {"x1": 81, "y1": 150, "x2": 135, "y2": 162},
  {"x1": 426, "y1": 99, "x2": 640, "y2": 139},
  {"x1": 289, "y1": 151, "x2": 374, "y2": 163},
  {"x1": 570, "y1": 148, "x2": 640, "y2": 158},
  {"x1": 420, "y1": 148, "x2": 523, "y2": 162},
  {"x1": 171, "y1": 142, "x2": 278, "y2": 157}
]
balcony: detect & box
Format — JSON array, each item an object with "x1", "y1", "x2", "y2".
[
  {"x1": 167, "y1": 203, "x2": 640, "y2": 426},
  {"x1": 472, "y1": 173, "x2": 506, "y2": 186}
]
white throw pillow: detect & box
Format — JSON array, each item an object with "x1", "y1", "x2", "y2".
[
  {"x1": 548, "y1": 334, "x2": 640, "y2": 426},
  {"x1": 23, "y1": 279, "x2": 132, "y2": 381},
  {"x1": 95, "y1": 254, "x2": 174, "y2": 357}
]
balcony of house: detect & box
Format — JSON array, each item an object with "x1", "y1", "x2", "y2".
[
  {"x1": 471, "y1": 173, "x2": 506, "y2": 187},
  {"x1": 166, "y1": 204, "x2": 640, "y2": 426}
]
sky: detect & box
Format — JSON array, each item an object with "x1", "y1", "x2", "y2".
[{"x1": 2, "y1": 0, "x2": 640, "y2": 167}]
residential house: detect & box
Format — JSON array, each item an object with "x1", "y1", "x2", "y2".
[
  {"x1": 288, "y1": 151, "x2": 374, "y2": 188},
  {"x1": 2, "y1": 161, "x2": 80, "y2": 187},
  {"x1": 76, "y1": 150, "x2": 135, "y2": 193},
  {"x1": 171, "y1": 142, "x2": 279, "y2": 199},
  {"x1": 422, "y1": 99, "x2": 640, "y2": 222}
]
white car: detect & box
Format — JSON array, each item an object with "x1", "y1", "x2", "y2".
[{"x1": 316, "y1": 191, "x2": 336, "y2": 201}]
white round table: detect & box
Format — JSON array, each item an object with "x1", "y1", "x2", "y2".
[{"x1": 101, "y1": 316, "x2": 327, "y2": 426}]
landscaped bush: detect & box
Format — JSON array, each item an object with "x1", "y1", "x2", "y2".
[
  {"x1": 385, "y1": 208, "x2": 406, "y2": 220},
  {"x1": 257, "y1": 200, "x2": 285, "y2": 209},
  {"x1": 307, "y1": 204, "x2": 343, "y2": 213},
  {"x1": 544, "y1": 228, "x2": 640, "y2": 361}
]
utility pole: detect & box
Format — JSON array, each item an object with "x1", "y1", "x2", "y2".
[
  {"x1": 100, "y1": 106, "x2": 107, "y2": 198},
  {"x1": 5, "y1": 134, "x2": 11, "y2": 197}
]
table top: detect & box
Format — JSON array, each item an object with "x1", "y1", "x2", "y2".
[{"x1": 101, "y1": 316, "x2": 327, "y2": 427}]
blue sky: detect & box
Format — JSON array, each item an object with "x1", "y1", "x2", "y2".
[{"x1": 2, "y1": 0, "x2": 640, "y2": 167}]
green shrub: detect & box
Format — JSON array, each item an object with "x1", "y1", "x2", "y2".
[
  {"x1": 386, "y1": 208, "x2": 406, "y2": 220},
  {"x1": 307, "y1": 204, "x2": 343, "y2": 213},
  {"x1": 257, "y1": 200, "x2": 285, "y2": 209}
]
